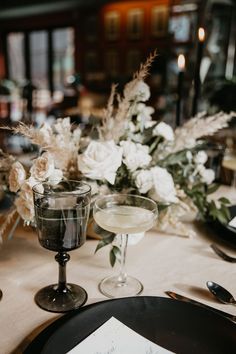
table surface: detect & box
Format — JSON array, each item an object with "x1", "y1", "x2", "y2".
[{"x1": 1, "y1": 186, "x2": 236, "y2": 354}]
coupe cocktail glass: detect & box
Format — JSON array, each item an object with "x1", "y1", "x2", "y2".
[
  {"x1": 32, "y1": 180, "x2": 91, "y2": 313},
  {"x1": 93, "y1": 194, "x2": 158, "y2": 298}
]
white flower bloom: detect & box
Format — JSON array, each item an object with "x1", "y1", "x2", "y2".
[
  {"x1": 9, "y1": 161, "x2": 26, "y2": 193},
  {"x1": 198, "y1": 165, "x2": 215, "y2": 184},
  {"x1": 15, "y1": 182, "x2": 35, "y2": 222},
  {"x1": 136, "y1": 103, "x2": 154, "y2": 123},
  {"x1": 124, "y1": 80, "x2": 150, "y2": 102},
  {"x1": 186, "y1": 151, "x2": 193, "y2": 162},
  {"x1": 15, "y1": 194, "x2": 34, "y2": 222},
  {"x1": 194, "y1": 150, "x2": 208, "y2": 165},
  {"x1": 121, "y1": 141, "x2": 151, "y2": 172},
  {"x1": 54, "y1": 117, "x2": 71, "y2": 134},
  {"x1": 25, "y1": 177, "x2": 44, "y2": 194},
  {"x1": 48, "y1": 169, "x2": 63, "y2": 185},
  {"x1": 153, "y1": 122, "x2": 174, "y2": 141},
  {"x1": 30, "y1": 152, "x2": 55, "y2": 181},
  {"x1": 128, "y1": 121, "x2": 136, "y2": 133},
  {"x1": 72, "y1": 127, "x2": 82, "y2": 141},
  {"x1": 134, "y1": 169, "x2": 153, "y2": 194},
  {"x1": 149, "y1": 166, "x2": 178, "y2": 203},
  {"x1": 78, "y1": 140, "x2": 122, "y2": 185},
  {"x1": 38, "y1": 123, "x2": 53, "y2": 145},
  {"x1": 144, "y1": 120, "x2": 156, "y2": 129},
  {"x1": 87, "y1": 181, "x2": 99, "y2": 196}
]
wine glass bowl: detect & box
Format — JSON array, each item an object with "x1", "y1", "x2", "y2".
[
  {"x1": 32, "y1": 180, "x2": 91, "y2": 313},
  {"x1": 93, "y1": 194, "x2": 158, "y2": 298}
]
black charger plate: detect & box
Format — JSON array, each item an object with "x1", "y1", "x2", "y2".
[{"x1": 24, "y1": 296, "x2": 236, "y2": 354}]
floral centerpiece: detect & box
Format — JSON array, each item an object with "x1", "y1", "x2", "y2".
[{"x1": 1, "y1": 51, "x2": 235, "y2": 264}]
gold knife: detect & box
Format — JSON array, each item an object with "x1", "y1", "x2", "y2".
[{"x1": 165, "y1": 291, "x2": 236, "y2": 323}]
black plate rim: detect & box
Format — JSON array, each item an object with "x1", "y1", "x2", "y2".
[{"x1": 23, "y1": 295, "x2": 236, "y2": 354}]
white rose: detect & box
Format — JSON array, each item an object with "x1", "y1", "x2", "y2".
[
  {"x1": 198, "y1": 166, "x2": 215, "y2": 184},
  {"x1": 124, "y1": 80, "x2": 150, "y2": 102},
  {"x1": 153, "y1": 122, "x2": 174, "y2": 141},
  {"x1": 134, "y1": 170, "x2": 153, "y2": 194},
  {"x1": 78, "y1": 140, "x2": 122, "y2": 185},
  {"x1": 48, "y1": 169, "x2": 63, "y2": 185},
  {"x1": 121, "y1": 141, "x2": 151, "y2": 172},
  {"x1": 30, "y1": 152, "x2": 55, "y2": 181},
  {"x1": 149, "y1": 166, "x2": 178, "y2": 203},
  {"x1": 9, "y1": 161, "x2": 26, "y2": 193},
  {"x1": 194, "y1": 151, "x2": 208, "y2": 165}
]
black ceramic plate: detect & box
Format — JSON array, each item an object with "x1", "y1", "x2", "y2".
[
  {"x1": 209, "y1": 205, "x2": 236, "y2": 247},
  {"x1": 24, "y1": 296, "x2": 236, "y2": 354}
]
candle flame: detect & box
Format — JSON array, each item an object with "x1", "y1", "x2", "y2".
[
  {"x1": 198, "y1": 27, "x2": 205, "y2": 42},
  {"x1": 178, "y1": 54, "x2": 185, "y2": 71}
]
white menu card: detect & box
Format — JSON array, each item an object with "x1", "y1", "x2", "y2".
[{"x1": 67, "y1": 316, "x2": 175, "y2": 354}]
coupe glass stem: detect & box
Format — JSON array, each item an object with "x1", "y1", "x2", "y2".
[
  {"x1": 117, "y1": 234, "x2": 128, "y2": 285},
  {"x1": 55, "y1": 252, "x2": 70, "y2": 292}
]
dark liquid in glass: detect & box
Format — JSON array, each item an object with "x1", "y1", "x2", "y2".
[{"x1": 34, "y1": 197, "x2": 89, "y2": 252}]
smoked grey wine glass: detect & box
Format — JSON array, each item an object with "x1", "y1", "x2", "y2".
[{"x1": 32, "y1": 180, "x2": 91, "y2": 313}]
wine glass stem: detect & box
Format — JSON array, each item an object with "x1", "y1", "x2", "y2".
[
  {"x1": 118, "y1": 234, "x2": 128, "y2": 284},
  {"x1": 55, "y1": 252, "x2": 70, "y2": 292}
]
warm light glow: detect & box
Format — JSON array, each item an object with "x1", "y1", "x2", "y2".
[
  {"x1": 198, "y1": 27, "x2": 205, "y2": 42},
  {"x1": 178, "y1": 54, "x2": 185, "y2": 71}
]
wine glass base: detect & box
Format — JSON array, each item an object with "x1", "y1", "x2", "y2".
[
  {"x1": 35, "y1": 283, "x2": 87, "y2": 313},
  {"x1": 98, "y1": 275, "x2": 143, "y2": 298}
]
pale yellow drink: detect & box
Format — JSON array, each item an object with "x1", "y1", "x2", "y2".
[{"x1": 94, "y1": 205, "x2": 155, "y2": 234}]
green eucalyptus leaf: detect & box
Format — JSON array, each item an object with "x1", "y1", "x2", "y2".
[
  {"x1": 207, "y1": 183, "x2": 219, "y2": 194},
  {"x1": 110, "y1": 247, "x2": 116, "y2": 267},
  {"x1": 218, "y1": 197, "x2": 231, "y2": 204},
  {"x1": 94, "y1": 234, "x2": 116, "y2": 253}
]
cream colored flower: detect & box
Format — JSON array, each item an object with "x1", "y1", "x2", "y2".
[
  {"x1": 78, "y1": 140, "x2": 122, "y2": 184},
  {"x1": 38, "y1": 123, "x2": 53, "y2": 145},
  {"x1": 30, "y1": 152, "x2": 55, "y2": 181},
  {"x1": 194, "y1": 150, "x2": 208, "y2": 165},
  {"x1": 149, "y1": 166, "x2": 178, "y2": 203},
  {"x1": 54, "y1": 117, "x2": 71, "y2": 134},
  {"x1": 9, "y1": 161, "x2": 26, "y2": 193},
  {"x1": 197, "y1": 165, "x2": 215, "y2": 184},
  {"x1": 153, "y1": 122, "x2": 174, "y2": 141},
  {"x1": 135, "y1": 103, "x2": 154, "y2": 123},
  {"x1": 48, "y1": 169, "x2": 63, "y2": 185},
  {"x1": 124, "y1": 80, "x2": 150, "y2": 102},
  {"x1": 121, "y1": 141, "x2": 151, "y2": 172},
  {"x1": 15, "y1": 192, "x2": 34, "y2": 222},
  {"x1": 134, "y1": 169, "x2": 153, "y2": 194}
]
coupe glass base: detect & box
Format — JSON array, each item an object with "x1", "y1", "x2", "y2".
[
  {"x1": 98, "y1": 275, "x2": 143, "y2": 298},
  {"x1": 35, "y1": 283, "x2": 87, "y2": 313}
]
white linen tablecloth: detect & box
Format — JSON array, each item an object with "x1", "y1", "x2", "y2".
[{"x1": 1, "y1": 186, "x2": 236, "y2": 353}]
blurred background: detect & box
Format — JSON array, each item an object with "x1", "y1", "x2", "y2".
[{"x1": 0, "y1": 0, "x2": 235, "y2": 177}]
